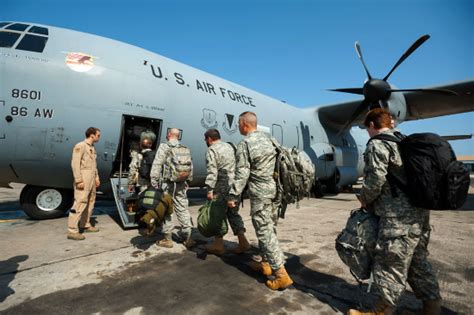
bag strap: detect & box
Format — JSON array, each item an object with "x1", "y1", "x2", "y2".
[{"x1": 367, "y1": 132, "x2": 408, "y2": 197}]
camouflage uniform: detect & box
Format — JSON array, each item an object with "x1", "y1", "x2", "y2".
[
  {"x1": 150, "y1": 139, "x2": 193, "y2": 239},
  {"x1": 128, "y1": 148, "x2": 153, "y2": 193},
  {"x1": 229, "y1": 130, "x2": 284, "y2": 270},
  {"x1": 360, "y1": 129, "x2": 441, "y2": 306},
  {"x1": 205, "y1": 141, "x2": 246, "y2": 236}
]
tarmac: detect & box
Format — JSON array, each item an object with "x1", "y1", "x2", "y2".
[{"x1": 0, "y1": 182, "x2": 473, "y2": 315}]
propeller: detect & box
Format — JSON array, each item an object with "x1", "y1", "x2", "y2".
[{"x1": 329, "y1": 34, "x2": 458, "y2": 136}]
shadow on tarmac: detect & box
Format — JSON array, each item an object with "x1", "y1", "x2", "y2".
[{"x1": 0, "y1": 255, "x2": 28, "y2": 303}]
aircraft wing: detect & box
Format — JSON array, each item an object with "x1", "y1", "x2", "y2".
[
  {"x1": 404, "y1": 80, "x2": 474, "y2": 120},
  {"x1": 317, "y1": 79, "x2": 474, "y2": 131}
]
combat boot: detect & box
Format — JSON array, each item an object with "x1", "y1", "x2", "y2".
[
  {"x1": 156, "y1": 233, "x2": 173, "y2": 248},
  {"x1": 421, "y1": 299, "x2": 441, "y2": 315},
  {"x1": 232, "y1": 232, "x2": 250, "y2": 254},
  {"x1": 205, "y1": 236, "x2": 225, "y2": 255},
  {"x1": 83, "y1": 226, "x2": 100, "y2": 233},
  {"x1": 183, "y1": 235, "x2": 196, "y2": 249},
  {"x1": 248, "y1": 260, "x2": 272, "y2": 276},
  {"x1": 266, "y1": 266, "x2": 293, "y2": 290},
  {"x1": 67, "y1": 232, "x2": 85, "y2": 241}
]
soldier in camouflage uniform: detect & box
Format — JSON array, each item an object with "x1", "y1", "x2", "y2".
[
  {"x1": 203, "y1": 128, "x2": 250, "y2": 255},
  {"x1": 228, "y1": 112, "x2": 293, "y2": 290},
  {"x1": 150, "y1": 128, "x2": 195, "y2": 249},
  {"x1": 349, "y1": 109, "x2": 441, "y2": 315},
  {"x1": 127, "y1": 136, "x2": 154, "y2": 193}
]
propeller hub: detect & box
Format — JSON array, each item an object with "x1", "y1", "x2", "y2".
[{"x1": 363, "y1": 79, "x2": 391, "y2": 103}]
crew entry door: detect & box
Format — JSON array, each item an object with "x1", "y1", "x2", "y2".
[{"x1": 110, "y1": 115, "x2": 162, "y2": 228}]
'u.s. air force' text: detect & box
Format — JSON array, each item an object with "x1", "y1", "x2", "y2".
[{"x1": 144, "y1": 61, "x2": 256, "y2": 107}]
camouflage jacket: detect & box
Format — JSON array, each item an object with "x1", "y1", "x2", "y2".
[
  {"x1": 205, "y1": 141, "x2": 235, "y2": 196},
  {"x1": 150, "y1": 139, "x2": 193, "y2": 188},
  {"x1": 360, "y1": 129, "x2": 426, "y2": 218},
  {"x1": 229, "y1": 130, "x2": 276, "y2": 201},
  {"x1": 128, "y1": 148, "x2": 153, "y2": 187}
]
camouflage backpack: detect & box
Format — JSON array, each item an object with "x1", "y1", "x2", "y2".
[
  {"x1": 335, "y1": 208, "x2": 379, "y2": 282},
  {"x1": 166, "y1": 144, "x2": 192, "y2": 182},
  {"x1": 271, "y1": 139, "x2": 315, "y2": 218}
]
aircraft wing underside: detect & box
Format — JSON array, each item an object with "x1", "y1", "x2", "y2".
[{"x1": 317, "y1": 79, "x2": 474, "y2": 131}]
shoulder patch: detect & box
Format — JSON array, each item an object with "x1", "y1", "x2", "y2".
[{"x1": 75, "y1": 147, "x2": 81, "y2": 153}]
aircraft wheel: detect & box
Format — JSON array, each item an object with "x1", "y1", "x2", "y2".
[
  {"x1": 20, "y1": 185, "x2": 73, "y2": 220},
  {"x1": 312, "y1": 180, "x2": 324, "y2": 198},
  {"x1": 325, "y1": 170, "x2": 341, "y2": 194}
]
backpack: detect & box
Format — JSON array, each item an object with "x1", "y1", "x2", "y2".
[
  {"x1": 138, "y1": 150, "x2": 156, "y2": 181},
  {"x1": 197, "y1": 200, "x2": 229, "y2": 237},
  {"x1": 335, "y1": 208, "x2": 379, "y2": 282},
  {"x1": 166, "y1": 144, "x2": 192, "y2": 182},
  {"x1": 136, "y1": 188, "x2": 173, "y2": 236},
  {"x1": 370, "y1": 132, "x2": 470, "y2": 210},
  {"x1": 271, "y1": 139, "x2": 315, "y2": 217}
]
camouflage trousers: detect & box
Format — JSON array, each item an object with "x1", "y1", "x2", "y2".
[
  {"x1": 250, "y1": 198, "x2": 285, "y2": 270},
  {"x1": 215, "y1": 193, "x2": 246, "y2": 235},
  {"x1": 163, "y1": 181, "x2": 193, "y2": 239},
  {"x1": 373, "y1": 213, "x2": 441, "y2": 306}
]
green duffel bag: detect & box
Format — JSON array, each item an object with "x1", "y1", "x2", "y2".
[{"x1": 197, "y1": 200, "x2": 228, "y2": 238}]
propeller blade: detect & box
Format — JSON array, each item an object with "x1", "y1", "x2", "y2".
[
  {"x1": 327, "y1": 88, "x2": 364, "y2": 95},
  {"x1": 388, "y1": 88, "x2": 458, "y2": 96},
  {"x1": 355, "y1": 41, "x2": 372, "y2": 80},
  {"x1": 383, "y1": 34, "x2": 430, "y2": 81},
  {"x1": 337, "y1": 100, "x2": 368, "y2": 136}
]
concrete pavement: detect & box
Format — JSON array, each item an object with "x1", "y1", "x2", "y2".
[{"x1": 0, "y1": 183, "x2": 473, "y2": 314}]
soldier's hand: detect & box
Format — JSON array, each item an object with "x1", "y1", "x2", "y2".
[
  {"x1": 207, "y1": 191, "x2": 214, "y2": 201},
  {"x1": 128, "y1": 186, "x2": 135, "y2": 193},
  {"x1": 95, "y1": 179, "x2": 100, "y2": 188},
  {"x1": 227, "y1": 200, "x2": 237, "y2": 208},
  {"x1": 76, "y1": 182, "x2": 85, "y2": 190}
]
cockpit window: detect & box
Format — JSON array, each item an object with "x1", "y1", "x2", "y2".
[
  {"x1": 28, "y1": 26, "x2": 48, "y2": 36},
  {"x1": 16, "y1": 34, "x2": 48, "y2": 53},
  {"x1": 0, "y1": 22, "x2": 49, "y2": 53},
  {"x1": 6, "y1": 23, "x2": 30, "y2": 32},
  {"x1": 0, "y1": 31, "x2": 21, "y2": 48}
]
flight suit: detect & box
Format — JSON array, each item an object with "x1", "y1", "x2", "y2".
[
  {"x1": 205, "y1": 141, "x2": 246, "y2": 236},
  {"x1": 68, "y1": 141, "x2": 99, "y2": 233},
  {"x1": 360, "y1": 129, "x2": 441, "y2": 306},
  {"x1": 229, "y1": 130, "x2": 285, "y2": 271}
]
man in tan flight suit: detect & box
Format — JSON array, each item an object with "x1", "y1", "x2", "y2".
[{"x1": 67, "y1": 127, "x2": 101, "y2": 240}]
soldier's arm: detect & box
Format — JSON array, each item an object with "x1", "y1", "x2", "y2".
[
  {"x1": 188, "y1": 151, "x2": 194, "y2": 183},
  {"x1": 95, "y1": 148, "x2": 100, "y2": 183},
  {"x1": 205, "y1": 148, "x2": 218, "y2": 192},
  {"x1": 71, "y1": 143, "x2": 85, "y2": 184},
  {"x1": 150, "y1": 143, "x2": 168, "y2": 188},
  {"x1": 229, "y1": 141, "x2": 250, "y2": 199},
  {"x1": 360, "y1": 141, "x2": 390, "y2": 205}
]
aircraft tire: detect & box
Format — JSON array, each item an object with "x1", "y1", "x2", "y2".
[
  {"x1": 324, "y1": 171, "x2": 341, "y2": 195},
  {"x1": 312, "y1": 180, "x2": 324, "y2": 198},
  {"x1": 20, "y1": 185, "x2": 73, "y2": 220}
]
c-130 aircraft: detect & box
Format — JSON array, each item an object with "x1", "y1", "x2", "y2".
[{"x1": 0, "y1": 22, "x2": 472, "y2": 221}]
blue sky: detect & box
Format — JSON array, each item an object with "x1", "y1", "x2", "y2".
[{"x1": 3, "y1": 0, "x2": 473, "y2": 155}]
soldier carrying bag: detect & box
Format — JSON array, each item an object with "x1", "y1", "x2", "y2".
[
  {"x1": 370, "y1": 132, "x2": 470, "y2": 210},
  {"x1": 335, "y1": 208, "x2": 379, "y2": 283},
  {"x1": 271, "y1": 139, "x2": 315, "y2": 218}
]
